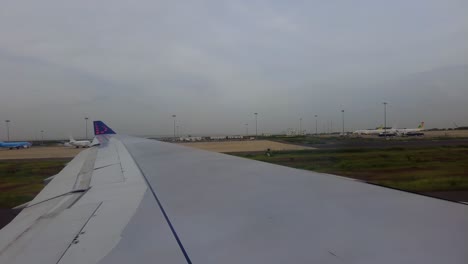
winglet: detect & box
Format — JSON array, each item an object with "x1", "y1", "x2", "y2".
[{"x1": 94, "y1": 121, "x2": 116, "y2": 135}]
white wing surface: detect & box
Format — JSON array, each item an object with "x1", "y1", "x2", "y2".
[{"x1": 0, "y1": 121, "x2": 467, "y2": 264}]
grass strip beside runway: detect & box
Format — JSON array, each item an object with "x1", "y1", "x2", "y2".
[
  {"x1": 0, "y1": 159, "x2": 69, "y2": 208},
  {"x1": 234, "y1": 146, "x2": 468, "y2": 193}
]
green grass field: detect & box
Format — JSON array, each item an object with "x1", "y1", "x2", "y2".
[
  {"x1": 234, "y1": 146, "x2": 468, "y2": 192},
  {"x1": 0, "y1": 159, "x2": 69, "y2": 208},
  {"x1": 1, "y1": 146, "x2": 467, "y2": 208}
]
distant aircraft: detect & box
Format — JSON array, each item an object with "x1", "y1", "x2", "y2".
[
  {"x1": 68, "y1": 136, "x2": 91, "y2": 148},
  {"x1": 0, "y1": 141, "x2": 32, "y2": 150},
  {"x1": 378, "y1": 131, "x2": 398, "y2": 137},
  {"x1": 353, "y1": 125, "x2": 384, "y2": 135},
  {"x1": 393, "y1": 122, "x2": 425, "y2": 136}
]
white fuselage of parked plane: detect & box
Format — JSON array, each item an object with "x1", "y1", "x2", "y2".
[
  {"x1": 353, "y1": 127, "x2": 384, "y2": 135},
  {"x1": 69, "y1": 136, "x2": 91, "y2": 148},
  {"x1": 390, "y1": 122, "x2": 425, "y2": 135}
]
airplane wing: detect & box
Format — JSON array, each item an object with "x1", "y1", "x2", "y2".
[{"x1": 1, "y1": 121, "x2": 467, "y2": 264}]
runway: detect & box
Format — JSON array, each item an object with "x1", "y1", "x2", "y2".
[
  {"x1": 0, "y1": 146, "x2": 83, "y2": 160},
  {"x1": 179, "y1": 140, "x2": 314, "y2": 153}
]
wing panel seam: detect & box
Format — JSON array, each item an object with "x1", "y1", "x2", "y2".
[
  {"x1": 55, "y1": 202, "x2": 103, "y2": 264},
  {"x1": 121, "y1": 139, "x2": 193, "y2": 264}
]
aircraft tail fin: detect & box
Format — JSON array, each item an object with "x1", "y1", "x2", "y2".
[
  {"x1": 94, "y1": 121, "x2": 116, "y2": 135},
  {"x1": 418, "y1": 122, "x2": 425, "y2": 129},
  {"x1": 69, "y1": 136, "x2": 75, "y2": 142}
]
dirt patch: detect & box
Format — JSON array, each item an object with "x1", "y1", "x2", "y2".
[
  {"x1": 179, "y1": 140, "x2": 315, "y2": 153},
  {"x1": 0, "y1": 146, "x2": 82, "y2": 160}
]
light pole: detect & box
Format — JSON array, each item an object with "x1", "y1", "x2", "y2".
[
  {"x1": 5, "y1": 120, "x2": 10, "y2": 142},
  {"x1": 40, "y1": 130, "x2": 44, "y2": 145},
  {"x1": 341, "y1": 110, "x2": 345, "y2": 136},
  {"x1": 314, "y1": 115, "x2": 318, "y2": 135},
  {"x1": 254, "y1": 113, "x2": 258, "y2": 137},
  {"x1": 383, "y1": 102, "x2": 387, "y2": 135},
  {"x1": 172, "y1": 115, "x2": 176, "y2": 138},
  {"x1": 176, "y1": 125, "x2": 179, "y2": 137},
  {"x1": 85, "y1": 117, "x2": 89, "y2": 140},
  {"x1": 299, "y1": 118, "x2": 302, "y2": 135},
  {"x1": 245, "y1": 123, "x2": 248, "y2": 136}
]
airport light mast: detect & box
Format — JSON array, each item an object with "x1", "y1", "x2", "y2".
[
  {"x1": 85, "y1": 117, "x2": 89, "y2": 140},
  {"x1": 172, "y1": 115, "x2": 176, "y2": 138},
  {"x1": 41, "y1": 130, "x2": 44, "y2": 145},
  {"x1": 341, "y1": 110, "x2": 345, "y2": 136},
  {"x1": 254, "y1": 113, "x2": 258, "y2": 137},
  {"x1": 315, "y1": 115, "x2": 318, "y2": 135},
  {"x1": 5, "y1": 120, "x2": 10, "y2": 142},
  {"x1": 383, "y1": 102, "x2": 388, "y2": 135},
  {"x1": 245, "y1": 123, "x2": 248, "y2": 136},
  {"x1": 299, "y1": 118, "x2": 302, "y2": 135}
]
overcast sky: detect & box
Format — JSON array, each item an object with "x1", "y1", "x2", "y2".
[{"x1": 1, "y1": 0, "x2": 467, "y2": 140}]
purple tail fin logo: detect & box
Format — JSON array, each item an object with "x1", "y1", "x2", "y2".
[{"x1": 94, "y1": 121, "x2": 116, "y2": 135}]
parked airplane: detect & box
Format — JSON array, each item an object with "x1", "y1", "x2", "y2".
[
  {"x1": 0, "y1": 141, "x2": 32, "y2": 149},
  {"x1": 68, "y1": 136, "x2": 91, "y2": 148},
  {"x1": 353, "y1": 125, "x2": 384, "y2": 135},
  {"x1": 394, "y1": 121, "x2": 425, "y2": 135},
  {"x1": 378, "y1": 131, "x2": 398, "y2": 137},
  {"x1": 1, "y1": 121, "x2": 466, "y2": 264}
]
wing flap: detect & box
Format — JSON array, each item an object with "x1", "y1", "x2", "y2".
[
  {"x1": 27, "y1": 148, "x2": 97, "y2": 205},
  {"x1": 0, "y1": 202, "x2": 100, "y2": 264},
  {"x1": 55, "y1": 137, "x2": 187, "y2": 264},
  {"x1": 91, "y1": 164, "x2": 124, "y2": 185}
]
